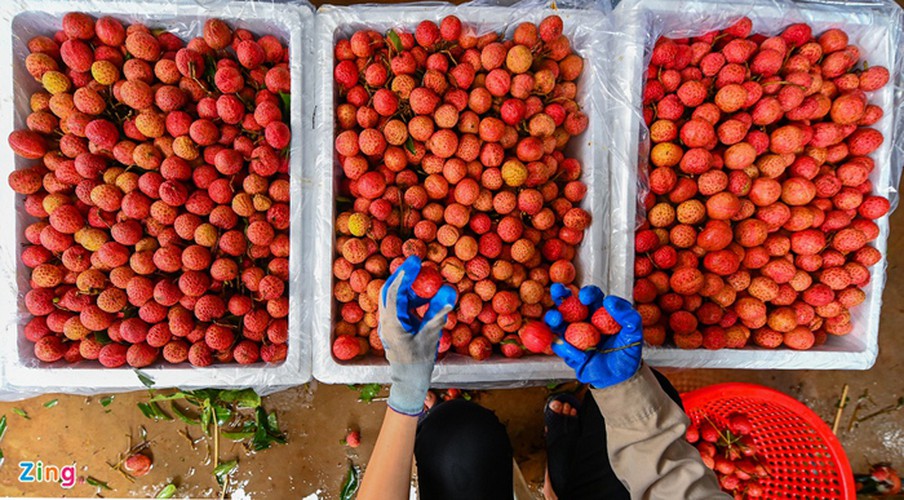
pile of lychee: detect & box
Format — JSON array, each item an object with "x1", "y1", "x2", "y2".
[
  {"x1": 635, "y1": 17, "x2": 891, "y2": 351},
  {"x1": 687, "y1": 413, "x2": 768, "y2": 497},
  {"x1": 7, "y1": 13, "x2": 292, "y2": 367},
  {"x1": 331, "y1": 15, "x2": 592, "y2": 361}
]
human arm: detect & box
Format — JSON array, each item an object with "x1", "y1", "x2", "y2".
[
  {"x1": 590, "y1": 365, "x2": 727, "y2": 499},
  {"x1": 550, "y1": 289, "x2": 728, "y2": 499},
  {"x1": 358, "y1": 408, "x2": 418, "y2": 500},
  {"x1": 358, "y1": 256, "x2": 455, "y2": 500}
]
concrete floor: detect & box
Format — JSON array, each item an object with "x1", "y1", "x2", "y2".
[{"x1": 0, "y1": 207, "x2": 901, "y2": 498}]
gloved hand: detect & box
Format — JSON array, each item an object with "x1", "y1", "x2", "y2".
[
  {"x1": 379, "y1": 256, "x2": 456, "y2": 416},
  {"x1": 543, "y1": 283, "x2": 605, "y2": 334},
  {"x1": 546, "y1": 285, "x2": 643, "y2": 390}
]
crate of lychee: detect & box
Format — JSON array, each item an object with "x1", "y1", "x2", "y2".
[
  {"x1": 0, "y1": 0, "x2": 314, "y2": 395},
  {"x1": 312, "y1": 4, "x2": 619, "y2": 384},
  {"x1": 613, "y1": 0, "x2": 904, "y2": 369}
]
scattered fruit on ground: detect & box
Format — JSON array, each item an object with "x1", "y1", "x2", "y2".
[
  {"x1": 343, "y1": 429, "x2": 361, "y2": 448},
  {"x1": 122, "y1": 453, "x2": 153, "y2": 477}
]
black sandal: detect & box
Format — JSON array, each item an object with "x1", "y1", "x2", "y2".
[{"x1": 545, "y1": 393, "x2": 582, "y2": 496}]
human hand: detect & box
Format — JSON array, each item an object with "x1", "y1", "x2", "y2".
[
  {"x1": 545, "y1": 285, "x2": 643, "y2": 390},
  {"x1": 379, "y1": 256, "x2": 456, "y2": 416}
]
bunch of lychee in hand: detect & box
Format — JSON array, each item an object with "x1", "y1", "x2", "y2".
[
  {"x1": 8, "y1": 13, "x2": 292, "y2": 367},
  {"x1": 687, "y1": 413, "x2": 769, "y2": 498},
  {"x1": 517, "y1": 284, "x2": 622, "y2": 355},
  {"x1": 331, "y1": 15, "x2": 592, "y2": 361},
  {"x1": 635, "y1": 17, "x2": 891, "y2": 351}
]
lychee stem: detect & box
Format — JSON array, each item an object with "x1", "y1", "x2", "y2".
[
  {"x1": 219, "y1": 474, "x2": 229, "y2": 500},
  {"x1": 702, "y1": 413, "x2": 735, "y2": 446},
  {"x1": 213, "y1": 416, "x2": 219, "y2": 469},
  {"x1": 596, "y1": 341, "x2": 642, "y2": 354}
]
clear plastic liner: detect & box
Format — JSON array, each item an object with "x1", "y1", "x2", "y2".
[
  {"x1": 0, "y1": 0, "x2": 315, "y2": 400},
  {"x1": 311, "y1": 0, "x2": 624, "y2": 386},
  {"x1": 613, "y1": 0, "x2": 904, "y2": 369}
]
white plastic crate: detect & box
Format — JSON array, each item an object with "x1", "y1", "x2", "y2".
[
  {"x1": 0, "y1": 0, "x2": 315, "y2": 396},
  {"x1": 311, "y1": 4, "x2": 624, "y2": 385},
  {"x1": 612, "y1": 0, "x2": 904, "y2": 370}
]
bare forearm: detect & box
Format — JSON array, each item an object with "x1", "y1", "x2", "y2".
[{"x1": 359, "y1": 408, "x2": 418, "y2": 500}]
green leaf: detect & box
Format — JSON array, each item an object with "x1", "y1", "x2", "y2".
[
  {"x1": 137, "y1": 402, "x2": 172, "y2": 421},
  {"x1": 340, "y1": 461, "x2": 360, "y2": 500},
  {"x1": 387, "y1": 30, "x2": 403, "y2": 53},
  {"x1": 43, "y1": 399, "x2": 58, "y2": 408},
  {"x1": 12, "y1": 408, "x2": 29, "y2": 420},
  {"x1": 137, "y1": 403, "x2": 153, "y2": 419},
  {"x1": 361, "y1": 384, "x2": 383, "y2": 403},
  {"x1": 218, "y1": 389, "x2": 261, "y2": 409},
  {"x1": 405, "y1": 136, "x2": 416, "y2": 155},
  {"x1": 199, "y1": 405, "x2": 212, "y2": 434},
  {"x1": 134, "y1": 370, "x2": 155, "y2": 388},
  {"x1": 192, "y1": 389, "x2": 221, "y2": 403},
  {"x1": 214, "y1": 459, "x2": 238, "y2": 485},
  {"x1": 203, "y1": 54, "x2": 218, "y2": 84},
  {"x1": 0, "y1": 415, "x2": 6, "y2": 463},
  {"x1": 0, "y1": 416, "x2": 4, "y2": 461},
  {"x1": 351, "y1": 383, "x2": 383, "y2": 403},
  {"x1": 252, "y1": 411, "x2": 272, "y2": 451},
  {"x1": 267, "y1": 411, "x2": 279, "y2": 431},
  {"x1": 149, "y1": 392, "x2": 192, "y2": 403},
  {"x1": 170, "y1": 402, "x2": 200, "y2": 425},
  {"x1": 86, "y1": 476, "x2": 111, "y2": 490},
  {"x1": 94, "y1": 331, "x2": 112, "y2": 345},
  {"x1": 156, "y1": 484, "x2": 177, "y2": 498},
  {"x1": 278, "y1": 92, "x2": 291, "y2": 119},
  {"x1": 221, "y1": 430, "x2": 255, "y2": 440},
  {"x1": 251, "y1": 407, "x2": 286, "y2": 451},
  {"x1": 213, "y1": 404, "x2": 232, "y2": 426},
  {"x1": 100, "y1": 396, "x2": 115, "y2": 407}
]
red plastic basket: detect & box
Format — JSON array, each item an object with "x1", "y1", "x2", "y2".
[{"x1": 681, "y1": 383, "x2": 855, "y2": 499}]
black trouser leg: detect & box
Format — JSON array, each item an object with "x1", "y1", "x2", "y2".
[
  {"x1": 550, "y1": 369, "x2": 684, "y2": 499},
  {"x1": 414, "y1": 399, "x2": 514, "y2": 500}
]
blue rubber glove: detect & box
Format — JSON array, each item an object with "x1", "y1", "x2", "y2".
[
  {"x1": 544, "y1": 284, "x2": 606, "y2": 333},
  {"x1": 550, "y1": 283, "x2": 571, "y2": 306},
  {"x1": 550, "y1": 295, "x2": 643, "y2": 390},
  {"x1": 379, "y1": 256, "x2": 456, "y2": 416},
  {"x1": 578, "y1": 286, "x2": 605, "y2": 312},
  {"x1": 545, "y1": 283, "x2": 572, "y2": 334}
]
